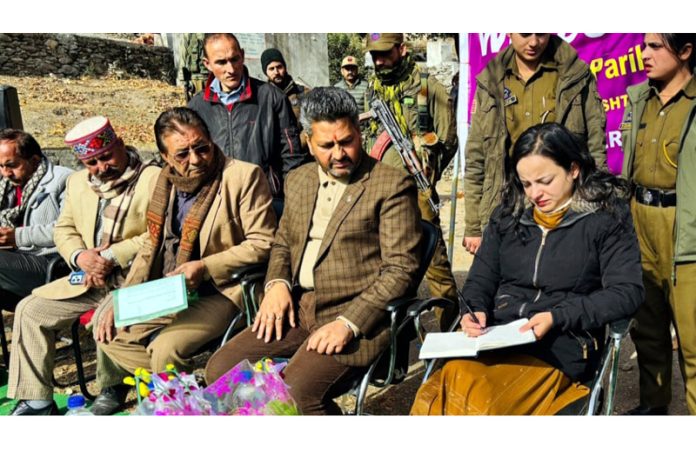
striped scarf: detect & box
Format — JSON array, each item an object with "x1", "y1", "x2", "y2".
[
  {"x1": 0, "y1": 157, "x2": 48, "y2": 228},
  {"x1": 131, "y1": 147, "x2": 225, "y2": 285},
  {"x1": 87, "y1": 148, "x2": 151, "y2": 247}
]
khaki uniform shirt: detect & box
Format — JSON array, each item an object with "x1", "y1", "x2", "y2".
[
  {"x1": 504, "y1": 57, "x2": 559, "y2": 152},
  {"x1": 632, "y1": 77, "x2": 696, "y2": 190},
  {"x1": 298, "y1": 167, "x2": 349, "y2": 289}
]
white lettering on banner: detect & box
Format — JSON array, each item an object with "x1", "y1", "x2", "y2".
[
  {"x1": 607, "y1": 130, "x2": 622, "y2": 148},
  {"x1": 590, "y1": 45, "x2": 644, "y2": 80},
  {"x1": 558, "y1": 33, "x2": 579, "y2": 43},
  {"x1": 480, "y1": 33, "x2": 608, "y2": 56},
  {"x1": 558, "y1": 33, "x2": 606, "y2": 43},
  {"x1": 603, "y1": 94, "x2": 629, "y2": 112},
  {"x1": 479, "y1": 33, "x2": 507, "y2": 57}
]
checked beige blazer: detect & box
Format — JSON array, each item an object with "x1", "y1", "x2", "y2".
[
  {"x1": 266, "y1": 156, "x2": 422, "y2": 367},
  {"x1": 33, "y1": 165, "x2": 161, "y2": 300}
]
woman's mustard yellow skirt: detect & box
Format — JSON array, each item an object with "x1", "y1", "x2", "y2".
[{"x1": 411, "y1": 354, "x2": 589, "y2": 415}]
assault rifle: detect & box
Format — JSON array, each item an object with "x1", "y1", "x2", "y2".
[{"x1": 367, "y1": 99, "x2": 439, "y2": 214}]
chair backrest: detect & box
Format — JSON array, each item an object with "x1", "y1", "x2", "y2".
[
  {"x1": 366, "y1": 220, "x2": 440, "y2": 384},
  {"x1": 414, "y1": 221, "x2": 439, "y2": 291}
]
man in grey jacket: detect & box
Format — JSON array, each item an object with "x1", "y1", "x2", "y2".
[{"x1": 0, "y1": 129, "x2": 72, "y2": 307}]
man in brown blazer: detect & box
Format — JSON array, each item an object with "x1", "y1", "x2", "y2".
[
  {"x1": 7, "y1": 116, "x2": 160, "y2": 415},
  {"x1": 205, "y1": 87, "x2": 422, "y2": 415},
  {"x1": 94, "y1": 107, "x2": 277, "y2": 413}
]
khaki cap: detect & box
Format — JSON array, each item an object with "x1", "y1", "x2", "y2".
[
  {"x1": 365, "y1": 33, "x2": 403, "y2": 52},
  {"x1": 341, "y1": 56, "x2": 358, "y2": 67}
]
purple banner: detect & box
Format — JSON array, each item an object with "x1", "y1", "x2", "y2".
[{"x1": 467, "y1": 33, "x2": 646, "y2": 174}]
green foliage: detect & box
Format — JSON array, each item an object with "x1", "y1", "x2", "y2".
[{"x1": 327, "y1": 33, "x2": 364, "y2": 85}]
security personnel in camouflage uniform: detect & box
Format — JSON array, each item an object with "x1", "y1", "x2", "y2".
[
  {"x1": 621, "y1": 33, "x2": 696, "y2": 416},
  {"x1": 363, "y1": 33, "x2": 459, "y2": 328},
  {"x1": 463, "y1": 34, "x2": 606, "y2": 255},
  {"x1": 180, "y1": 33, "x2": 209, "y2": 102}
]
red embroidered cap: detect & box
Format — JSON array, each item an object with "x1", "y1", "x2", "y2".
[{"x1": 65, "y1": 116, "x2": 119, "y2": 160}]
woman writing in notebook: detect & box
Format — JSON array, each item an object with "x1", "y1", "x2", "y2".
[{"x1": 411, "y1": 123, "x2": 644, "y2": 415}]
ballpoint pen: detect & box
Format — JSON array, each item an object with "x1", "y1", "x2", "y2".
[{"x1": 457, "y1": 290, "x2": 484, "y2": 329}]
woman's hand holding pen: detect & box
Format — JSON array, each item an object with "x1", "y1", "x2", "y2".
[{"x1": 461, "y1": 312, "x2": 487, "y2": 337}]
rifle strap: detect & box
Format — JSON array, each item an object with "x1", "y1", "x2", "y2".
[
  {"x1": 417, "y1": 71, "x2": 430, "y2": 134},
  {"x1": 369, "y1": 130, "x2": 393, "y2": 161}
]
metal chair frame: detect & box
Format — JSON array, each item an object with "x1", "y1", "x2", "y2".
[{"x1": 416, "y1": 309, "x2": 634, "y2": 416}]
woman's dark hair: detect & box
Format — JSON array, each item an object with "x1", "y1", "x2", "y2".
[
  {"x1": 497, "y1": 123, "x2": 630, "y2": 227},
  {"x1": 657, "y1": 34, "x2": 696, "y2": 71}
]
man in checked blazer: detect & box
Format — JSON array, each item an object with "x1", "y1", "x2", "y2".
[{"x1": 205, "y1": 87, "x2": 422, "y2": 414}]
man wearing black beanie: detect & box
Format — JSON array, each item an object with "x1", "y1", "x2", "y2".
[{"x1": 260, "y1": 48, "x2": 311, "y2": 133}]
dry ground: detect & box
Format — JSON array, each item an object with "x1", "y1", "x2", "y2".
[{"x1": 0, "y1": 74, "x2": 184, "y2": 151}]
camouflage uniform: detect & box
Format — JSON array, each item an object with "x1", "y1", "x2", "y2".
[
  {"x1": 180, "y1": 33, "x2": 209, "y2": 102},
  {"x1": 363, "y1": 33, "x2": 459, "y2": 329}
]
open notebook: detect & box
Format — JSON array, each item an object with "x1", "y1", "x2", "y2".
[{"x1": 418, "y1": 318, "x2": 537, "y2": 360}]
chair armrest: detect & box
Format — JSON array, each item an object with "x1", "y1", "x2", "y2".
[
  {"x1": 45, "y1": 255, "x2": 69, "y2": 284},
  {"x1": 609, "y1": 318, "x2": 634, "y2": 337},
  {"x1": 385, "y1": 297, "x2": 420, "y2": 313},
  {"x1": 229, "y1": 263, "x2": 268, "y2": 283},
  {"x1": 407, "y1": 297, "x2": 456, "y2": 317}
]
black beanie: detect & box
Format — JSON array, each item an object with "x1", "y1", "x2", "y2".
[{"x1": 260, "y1": 48, "x2": 286, "y2": 74}]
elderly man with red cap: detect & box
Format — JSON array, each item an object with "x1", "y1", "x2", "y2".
[{"x1": 6, "y1": 116, "x2": 160, "y2": 415}]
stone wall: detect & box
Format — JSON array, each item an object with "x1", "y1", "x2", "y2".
[{"x1": 0, "y1": 33, "x2": 175, "y2": 83}]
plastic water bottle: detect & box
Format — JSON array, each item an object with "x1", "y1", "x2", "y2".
[{"x1": 65, "y1": 394, "x2": 94, "y2": 416}]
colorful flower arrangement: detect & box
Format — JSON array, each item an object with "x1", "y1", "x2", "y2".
[
  {"x1": 124, "y1": 359, "x2": 299, "y2": 415},
  {"x1": 204, "y1": 358, "x2": 300, "y2": 415},
  {"x1": 124, "y1": 364, "x2": 215, "y2": 415}
]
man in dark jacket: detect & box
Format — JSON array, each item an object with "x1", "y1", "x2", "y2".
[
  {"x1": 188, "y1": 34, "x2": 305, "y2": 197},
  {"x1": 463, "y1": 34, "x2": 606, "y2": 255},
  {"x1": 260, "y1": 48, "x2": 311, "y2": 123}
]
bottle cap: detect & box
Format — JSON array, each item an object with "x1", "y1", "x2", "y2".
[{"x1": 67, "y1": 394, "x2": 86, "y2": 409}]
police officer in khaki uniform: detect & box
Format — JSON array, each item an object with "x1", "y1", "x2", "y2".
[
  {"x1": 621, "y1": 33, "x2": 696, "y2": 416},
  {"x1": 363, "y1": 33, "x2": 458, "y2": 329},
  {"x1": 463, "y1": 34, "x2": 606, "y2": 255}
]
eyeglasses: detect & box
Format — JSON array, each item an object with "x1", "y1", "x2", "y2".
[{"x1": 172, "y1": 142, "x2": 212, "y2": 163}]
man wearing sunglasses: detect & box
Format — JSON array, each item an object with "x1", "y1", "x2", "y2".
[
  {"x1": 463, "y1": 33, "x2": 606, "y2": 255},
  {"x1": 7, "y1": 116, "x2": 160, "y2": 415},
  {"x1": 93, "y1": 107, "x2": 277, "y2": 413}
]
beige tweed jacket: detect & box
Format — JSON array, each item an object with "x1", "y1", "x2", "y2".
[
  {"x1": 123, "y1": 158, "x2": 277, "y2": 306},
  {"x1": 33, "y1": 165, "x2": 161, "y2": 300},
  {"x1": 266, "y1": 156, "x2": 422, "y2": 367}
]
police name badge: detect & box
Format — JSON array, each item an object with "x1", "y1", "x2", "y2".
[
  {"x1": 619, "y1": 111, "x2": 632, "y2": 131},
  {"x1": 503, "y1": 87, "x2": 518, "y2": 106}
]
